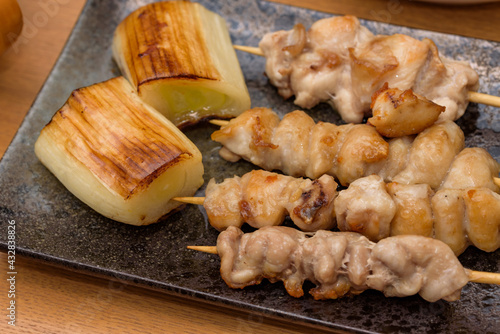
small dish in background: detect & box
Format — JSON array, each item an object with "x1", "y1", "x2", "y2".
[
  {"x1": 415, "y1": 0, "x2": 499, "y2": 4},
  {"x1": 0, "y1": 0, "x2": 23, "y2": 56}
]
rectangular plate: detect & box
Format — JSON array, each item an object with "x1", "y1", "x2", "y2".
[{"x1": 1, "y1": 0, "x2": 499, "y2": 332}]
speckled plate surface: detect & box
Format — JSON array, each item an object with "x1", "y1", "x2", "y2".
[{"x1": 0, "y1": 0, "x2": 499, "y2": 332}]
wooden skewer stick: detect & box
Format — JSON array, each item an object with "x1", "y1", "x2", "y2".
[
  {"x1": 187, "y1": 245, "x2": 500, "y2": 285},
  {"x1": 233, "y1": 45, "x2": 500, "y2": 109},
  {"x1": 233, "y1": 44, "x2": 264, "y2": 56},
  {"x1": 495, "y1": 177, "x2": 500, "y2": 188},
  {"x1": 187, "y1": 245, "x2": 218, "y2": 254},
  {"x1": 209, "y1": 119, "x2": 229, "y2": 127},
  {"x1": 467, "y1": 269, "x2": 500, "y2": 285},
  {"x1": 468, "y1": 91, "x2": 500, "y2": 108},
  {"x1": 173, "y1": 196, "x2": 204, "y2": 205}
]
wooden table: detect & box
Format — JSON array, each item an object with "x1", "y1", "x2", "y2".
[{"x1": 1, "y1": 0, "x2": 499, "y2": 333}]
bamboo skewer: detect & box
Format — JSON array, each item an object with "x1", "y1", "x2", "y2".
[
  {"x1": 187, "y1": 245, "x2": 500, "y2": 285},
  {"x1": 467, "y1": 270, "x2": 500, "y2": 285},
  {"x1": 468, "y1": 91, "x2": 500, "y2": 108},
  {"x1": 187, "y1": 245, "x2": 218, "y2": 254},
  {"x1": 173, "y1": 196, "x2": 204, "y2": 205},
  {"x1": 233, "y1": 45, "x2": 500, "y2": 109},
  {"x1": 233, "y1": 44, "x2": 264, "y2": 56},
  {"x1": 208, "y1": 119, "x2": 229, "y2": 127}
]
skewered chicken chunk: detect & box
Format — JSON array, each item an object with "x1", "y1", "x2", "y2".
[
  {"x1": 204, "y1": 170, "x2": 337, "y2": 232},
  {"x1": 432, "y1": 188, "x2": 500, "y2": 255},
  {"x1": 363, "y1": 135, "x2": 413, "y2": 182},
  {"x1": 217, "y1": 226, "x2": 470, "y2": 302},
  {"x1": 334, "y1": 175, "x2": 435, "y2": 241},
  {"x1": 440, "y1": 147, "x2": 500, "y2": 192},
  {"x1": 334, "y1": 175, "x2": 395, "y2": 241},
  {"x1": 368, "y1": 83, "x2": 445, "y2": 137},
  {"x1": 212, "y1": 107, "x2": 464, "y2": 187},
  {"x1": 391, "y1": 120, "x2": 464, "y2": 189},
  {"x1": 259, "y1": 15, "x2": 479, "y2": 123}
]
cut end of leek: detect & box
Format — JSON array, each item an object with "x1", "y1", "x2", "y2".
[
  {"x1": 112, "y1": 0, "x2": 251, "y2": 127},
  {"x1": 35, "y1": 76, "x2": 204, "y2": 226}
]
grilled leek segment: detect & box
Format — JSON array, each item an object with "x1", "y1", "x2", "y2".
[
  {"x1": 34, "y1": 76, "x2": 204, "y2": 226},
  {"x1": 112, "y1": 1, "x2": 251, "y2": 127}
]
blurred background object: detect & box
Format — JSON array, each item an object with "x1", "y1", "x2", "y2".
[
  {"x1": 415, "y1": 0, "x2": 500, "y2": 3},
  {"x1": 0, "y1": 0, "x2": 23, "y2": 56}
]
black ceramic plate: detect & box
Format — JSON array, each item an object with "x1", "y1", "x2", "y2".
[{"x1": 1, "y1": 0, "x2": 499, "y2": 332}]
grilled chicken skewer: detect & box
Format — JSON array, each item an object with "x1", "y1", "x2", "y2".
[
  {"x1": 176, "y1": 146, "x2": 500, "y2": 255},
  {"x1": 235, "y1": 43, "x2": 500, "y2": 109},
  {"x1": 233, "y1": 15, "x2": 500, "y2": 123},
  {"x1": 211, "y1": 107, "x2": 466, "y2": 187},
  {"x1": 188, "y1": 226, "x2": 500, "y2": 302}
]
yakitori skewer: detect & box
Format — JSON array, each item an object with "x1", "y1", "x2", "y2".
[
  {"x1": 209, "y1": 79, "x2": 489, "y2": 140},
  {"x1": 187, "y1": 226, "x2": 500, "y2": 302},
  {"x1": 209, "y1": 116, "x2": 500, "y2": 189},
  {"x1": 234, "y1": 13, "x2": 500, "y2": 121},
  {"x1": 234, "y1": 44, "x2": 500, "y2": 109},
  {"x1": 210, "y1": 108, "x2": 497, "y2": 189},
  {"x1": 187, "y1": 244, "x2": 500, "y2": 286}
]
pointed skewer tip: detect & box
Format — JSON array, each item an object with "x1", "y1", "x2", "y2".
[
  {"x1": 209, "y1": 119, "x2": 230, "y2": 127},
  {"x1": 233, "y1": 45, "x2": 264, "y2": 57},
  {"x1": 173, "y1": 196, "x2": 205, "y2": 205},
  {"x1": 494, "y1": 177, "x2": 500, "y2": 188},
  {"x1": 187, "y1": 245, "x2": 218, "y2": 254}
]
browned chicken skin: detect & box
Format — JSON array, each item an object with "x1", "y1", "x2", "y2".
[
  {"x1": 368, "y1": 83, "x2": 445, "y2": 137},
  {"x1": 217, "y1": 226, "x2": 470, "y2": 302}
]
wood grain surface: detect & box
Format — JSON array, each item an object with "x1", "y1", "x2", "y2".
[
  {"x1": 0, "y1": 0, "x2": 499, "y2": 333},
  {"x1": 269, "y1": 0, "x2": 500, "y2": 42}
]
